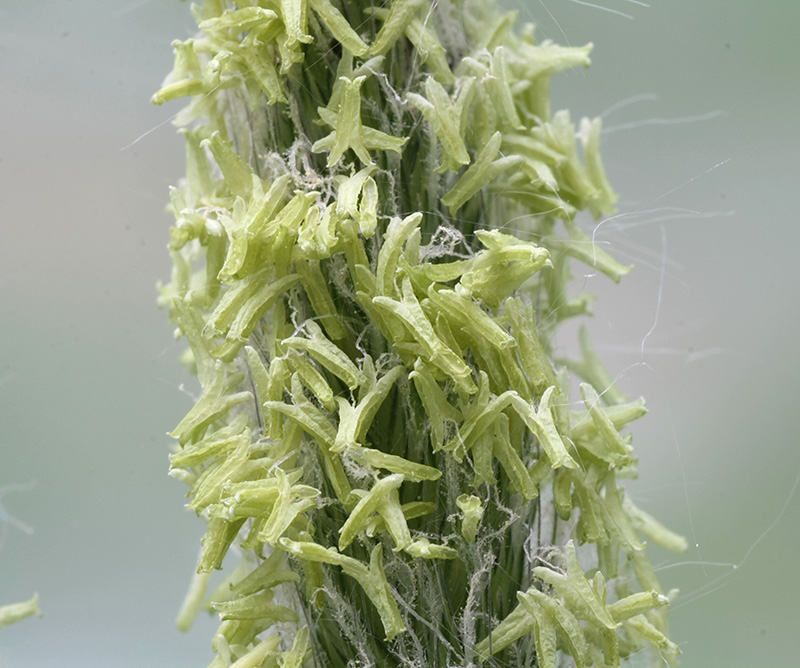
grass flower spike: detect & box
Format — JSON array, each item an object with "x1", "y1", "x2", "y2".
[{"x1": 156, "y1": 1, "x2": 685, "y2": 666}]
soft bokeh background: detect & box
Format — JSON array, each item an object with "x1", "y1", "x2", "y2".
[{"x1": 1, "y1": 1, "x2": 797, "y2": 666}]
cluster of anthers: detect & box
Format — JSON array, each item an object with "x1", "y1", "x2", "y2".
[{"x1": 155, "y1": 1, "x2": 686, "y2": 667}]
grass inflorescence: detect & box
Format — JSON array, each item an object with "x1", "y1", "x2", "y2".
[{"x1": 155, "y1": 1, "x2": 686, "y2": 666}]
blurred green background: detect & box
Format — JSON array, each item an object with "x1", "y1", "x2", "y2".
[{"x1": 1, "y1": 1, "x2": 797, "y2": 666}]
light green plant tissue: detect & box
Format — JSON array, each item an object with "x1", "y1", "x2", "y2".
[{"x1": 155, "y1": 1, "x2": 685, "y2": 666}]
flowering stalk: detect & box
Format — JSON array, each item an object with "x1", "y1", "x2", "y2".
[{"x1": 155, "y1": 1, "x2": 686, "y2": 666}]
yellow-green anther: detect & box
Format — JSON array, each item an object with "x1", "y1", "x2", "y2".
[
  {"x1": 628, "y1": 551, "x2": 660, "y2": 595},
  {"x1": 321, "y1": 51, "x2": 384, "y2": 114},
  {"x1": 338, "y1": 209, "x2": 371, "y2": 267},
  {"x1": 202, "y1": 132, "x2": 254, "y2": 198},
  {"x1": 476, "y1": 226, "x2": 550, "y2": 254},
  {"x1": 339, "y1": 474, "x2": 405, "y2": 550},
  {"x1": 229, "y1": 550, "x2": 301, "y2": 597},
  {"x1": 608, "y1": 590, "x2": 669, "y2": 623},
  {"x1": 314, "y1": 76, "x2": 407, "y2": 166},
  {"x1": 481, "y1": 9, "x2": 517, "y2": 49},
  {"x1": 624, "y1": 615, "x2": 681, "y2": 659},
  {"x1": 573, "y1": 479, "x2": 608, "y2": 545},
  {"x1": 459, "y1": 369, "x2": 490, "y2": 421},
  {"x1": 221, "y1": 467, "x2": 303, "y2": 499},
  {"x1": 260, "y1": 470, "x2": 319, "y2": 545},
  {"x1": 227, "y1": 635, "x2": 282, "y2": 668},
  {"x1": 358, "y1": 177, "x2": 379, "y2": 238},
  {"x1": 152, "y1": 40, "x2": 205, "y2": 104},
  {"x1": 409, "y1": 358, "x2": 462, "y2": 450},
  {"x1": 445, "y1": 390, "x2": 515, "y2": 454},
  {"x1": 211, "y1": 591, "x2": 298, "y2": 622},
  {"x1": 171, "y1": 293, "x2": 217, "y2": 376},
  {"x1": 279, "y1": 537, "x2": 346, "y2": 565},
  {"x1": 571, "y1": 397, "x2": 647, "y2": 442},
  {"x1": 530, "y1": 605, "x2": 559, "y2": 668},
  {"x1": 564, "y1": 541, "x2": 618, "y2": 629},
  {"x1": 215, "y1": 274, "x2": 301, "y2": 360},
  {"x1": 296, "y1": 206, "x2": 319, "y2": 257},
  {"x1": 263, "y1": 356, "x2": 289, "y2": 439},
  {"x1": 207, "y1": 268, "x2": 266, "y2": 334},
  {"x1": 312, "y1": 204, "x2": 339, "y2": 254},
  {"x1": 556, "y1": 217, "x2": 631, "y2": 283},
  {"x1": 265, "y1": 400, "x2": 336, "y2": 454},
  {"x1": 512, "y1": 593, "x2": 558, "y2": 668},
  {"x1": 239, "y1": 30, "x2": 286, "y2": 105},
  {"x1": 456, "y1": 494, "x2": 483, "y2": 542},
  {"x1": 356, "y1": 544, "x2": 406, "y2": 640},
  {"x1": 364, "y1": 501, "x2": 435, "y2": 537},
  {"x1": 475, "y1": 603, "x2": 534, "y2": 661},
  {"x1": 281, "y1": 625, "x2": 310, "y2": 668},
  {"x1": 511, "y1": 386, "x2": 577, "y2": 469},
  {"x1": 170, "y1": 363, "x2": 250, "y2": 445},
  {"x1": 176, "y1": 570, "x2": 211, "y2": 631},
  {"x1": 170, "y1": 421, "x2": 251, "y2": 470},
  {"x1": 286, "y1": 349, "x2": 335, "y2": 411},
  {"x1": 253, "y1": 173, "x2": 293, "y2": 225},
  {"x1": 282, "y1": 321, "x2": 365, "y2": 389},
  {"x1": 579, "y1": 117, "x2": 618, "y2": 216},
  {"x1": 350, "y1": 448, "x2": 442, "y2": 482},
  {"x1": 265, "y1": 191, "x2": 320, "y2": 240},
  {"x1": 333, "y1": 365, "x2": 404, "y2": 453},
  {"x1": 518, "y1": 589, "x2": 589, "y2": 668},
  {"x1": 181, "y1": 129, "x2": 214, "y2": 204},
  {"x1": 580, "y1": 382, "x2": 633, "y2": 461},
  {"x1": 404, "y1": 15, "x2": 454, "y2": 84},
  {"x1": 336, "y1": 165, "x2": 377, "y2": 220},
  {"x1": 198, "y1": 7, "x2": 277, "y2": 34},
  {"x1": 189, "y1": 438, "x2": 255, "y2": 511},
  {"x1": 441, "y1": 131, "x2": 523, "y2": 213},
  {"x1": 461, "y1": 239, "x2": 551, "y2": 307},
  {"x1": 279, "y1": 0, "x2": 311, "y2": 46},
  {"x1": 427, "y1": 284, "x2": 516, "y2": 350},
  {"x1": 472, "y1": 433, "x2": 496, "y2": 484},
  {"x1": 600, "y1": 474, "x2": 644, "y2": 553},
  {"x1": 405, "y1": 538, "x2": 457, "y2": 560},
  {"x1": 0, "y1": 594, "x2": 41, "y2": 630},
  {"x1": 209, "y1": 269, "x2": 295, "y2": 337},
  {"x1": 376, "y1": 213, "x2": 423, "y2": 297},
  {"x1": 592, "y1": 569, "x2": 608, "y2": 606},
  {"x1": 375, "y1": 486, "x2": 412, "y2": 550},
  {"x1": 198, "y1": 517, "x2": 246, "y2": 573},
  {"x1": 407, "y1": 77, "x2": 471, "y2": 173},
  {"x1": 309, "y1": 0, "x2": 369, "y2": 56},
  {"x1": 497, "y1": 346, "x2": 533, "y2": 401},
  {"x1": 402, "y1": 256, "x2": 473, "y2": 289},
  {"x1": 492, "y1": 415, "x2": 538, "y2": 499},
  {"x1": 214, "y1": 618, "x2": 275, "y2": 657},
  {"x1": 560, "y1": 326, "x2": 627, "y2": 406},
  {"x1": 374, "y1": 281, "x2": 474, "y2": 392},
  {"x1": 517, "y1": 40, "x2": 593, "y2": 81},
  {"x1": 244, "y1": 345, "x2": 270, "y2": 404},
  {"x1": 489, "y1": 584, "x2": 560, "y2": 668},
  {"x1": 280, "y1": 540, "x2": 405, "y2": 639},
  {"x1": 274, "y1": 26, "x2": 306, "y2": 74},
  {"x1": 370, "y1": 0, "x2": 425, "y2": 56},
  {"x1": 624, "y1": 498, "x2": 688, "y2": 553},
  {"x1": 486, "y1": 47, "x2": 523, "y2": 131},
  {"x1": 553, "y1": 469, "x2": 573, "y2": 520}
]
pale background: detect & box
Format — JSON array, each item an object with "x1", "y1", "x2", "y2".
[{"x1": 1, "y1": 1, "x2": 798, "y2": 666}]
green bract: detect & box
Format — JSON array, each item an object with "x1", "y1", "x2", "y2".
[{"x1": 156, "y1": 1, "x2": 684, "y2": 666}]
